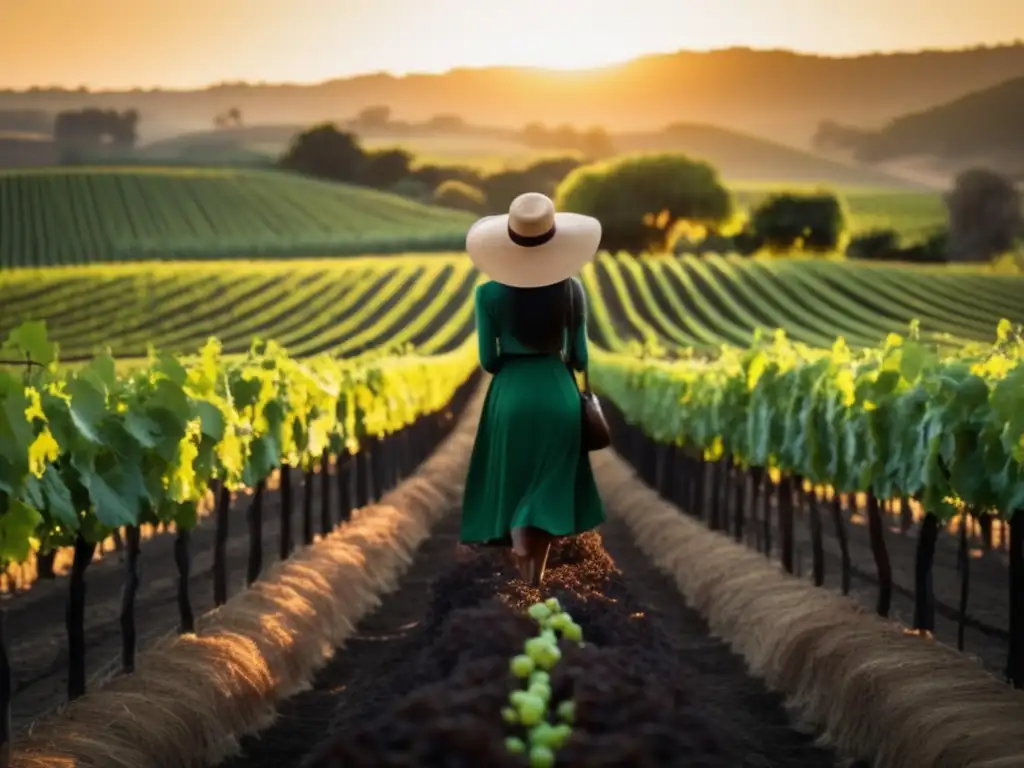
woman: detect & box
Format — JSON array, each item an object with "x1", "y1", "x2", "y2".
[{"x1": 460, "y1": 192, "x2": 606, "y2": 586}]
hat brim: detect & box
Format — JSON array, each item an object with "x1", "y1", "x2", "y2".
[{"x1": 465, "y1": 212, "x2": 601, "y2": 288}]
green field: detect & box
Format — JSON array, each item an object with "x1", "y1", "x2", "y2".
[
  {"x1": 583, "y1": 253, "x2": 1024, "y2": 354},
  {"x1": 140, "y1": 123, "x2": 920, "y2": 188},
  {"x1": 0, "y1": 164, "x2": 951, "y2": 268},
  {"x1": 730, "y1": 183, "x2": 947, "y2": 243},
  {"x1": 140, "y1": 126, "x2": 545, "y2": 173},
  {"x1": 0, "y1": 166, "x2": 473, "y2": 266},
  {"x1": 3, "y1": 254, "x2": 1019, "y2": 365},
  {"x1": 0, "y1": 255, "x2": 476, "y2": 361}
]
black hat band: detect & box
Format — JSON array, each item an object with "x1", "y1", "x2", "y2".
[{"x1": 508, "y1": 223, "x2": 556, "y2": 248}]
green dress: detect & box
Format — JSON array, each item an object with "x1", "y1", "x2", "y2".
[{"x1": 460, "y1": 279, "x2": 606, "y2": 545}]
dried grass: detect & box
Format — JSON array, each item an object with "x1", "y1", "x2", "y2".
[
  {"x1": 10, "y1": 390, "x2": 482, "y2": 768},
  {"x1": 595, "y1": 451, "x2": 1024, "y2": 768}
]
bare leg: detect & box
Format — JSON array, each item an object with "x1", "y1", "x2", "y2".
[
  {"x1": 512, "y1": 526, "x2": 553, "y2": 586},
  {"x1": 510, "y1": 527, "x2": 531, "y2": 580}
]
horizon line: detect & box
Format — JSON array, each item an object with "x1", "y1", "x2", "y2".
[{"x1": 3, "y1": 39, "x2": 1021, "y2": 95}]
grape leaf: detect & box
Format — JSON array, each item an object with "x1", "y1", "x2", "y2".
[
  {"x1": 3, "y1": 320, "x2": 56, "y2": 367},
  {"x1": 0, "y1": 499, "x2": 43, "y2": 564},
  {"x1": 41, "y1": 467, "x2": 79, "y2": 530},
  {"x1": 66, "y1": 377, "x2": 107, "y2": 444}
]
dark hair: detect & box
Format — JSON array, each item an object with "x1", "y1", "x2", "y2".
[{"x1": 507, "y1": 278, "x2": 573, "y2": 352}]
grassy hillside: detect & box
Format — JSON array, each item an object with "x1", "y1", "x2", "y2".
[
  {"x1": 138, "y1": 125, "x2": 306, "y2": 164},
  {"x1": 824, "y1": 76, "x2": 1024, "y2": 169},
  {"x1": 143, "y1": 121, "x2": 919, "y2": 187},
  {"x1": 0, "y1": 166, "x2": 474, "y2": 267},
  {"x1": 614, "y1": 124, "x2": 916, "y2": 187},
  {"x1": 0, "y1": 132, "x2": 58, "y2": 168},
  {"x1": 5, "y1": 45, "x2": 1024, "y2": 147},
  {"x1": 2, "y1": 254, "x2": 1018, "y2": 364},
  {"x1": 582, "y1": 253, "x2": 1024, "y2": 353},
  {"x1": 0, "y1": 162, "x2": 944, "y2": 272},
  {"x1": 731, "y1": 183, "x2": 947, "y2": 242},
  {"x1": 0, "y1": 256, "x2": 477, "y2": 361}
]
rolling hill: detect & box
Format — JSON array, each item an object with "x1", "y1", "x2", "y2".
[
  {"x1": 141, "y1": 121, "x2": 920, "y2": 188},
  {"x1": 4, "y1": 45, "x2": 1023, "y2": 148},
  {"x1": 0, "y1": 257, "x2": 477, "y2": 361},
  {"x1": 1, "y1": 254, "x2": 1018, "y2": 364},
  {"x1": 137, "y1": 124, "x2": 306, "y2": 164},
  {"x1": 0, "y1": 166, "x2": 474, "y2": 267},
  {"x1": 613, "y1": 124, "x2": 918, "y2": 186},
  {"x1": 0, "y1": 132, "x2": 58, "y2": 168},
  {"x1": 814, "y1": 76, "x2": 1024, "y2": 172}
]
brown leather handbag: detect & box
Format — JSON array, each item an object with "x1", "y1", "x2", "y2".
[{"x1": 566, "y1": 279, "x2": 612, "y2": 453}]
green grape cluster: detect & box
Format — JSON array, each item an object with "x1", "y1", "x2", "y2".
[{"x1": 502, "y1": 598, "x2": 583, "y2": 768}]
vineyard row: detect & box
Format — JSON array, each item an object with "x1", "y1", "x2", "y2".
[
  {"x1": 2, "y1": 254, "x2": 1021, "y2": 365},
  {"x1": 592, "y1": 323, "x2": 1024, "y2": 683}
]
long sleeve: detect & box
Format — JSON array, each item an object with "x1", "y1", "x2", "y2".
[
  {"x1": 570, "y1": 282, "x2": 589, "y2": 370},
  {"x1": 475, "y1": 284, "x2": 500, "y2": 373}
]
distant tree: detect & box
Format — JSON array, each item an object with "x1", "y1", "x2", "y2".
[
  {"x1": 480, "y1": 156, "x2": 583, "y2": 213},
  {"x1": 118, "y1": 109, "x2": 139, "y2": 147},
  {"x1": 406, "y1": 163, "x2": 483, "y2": 191},
  {"x1": 214, "y1": 114, "x2": 228, "y2": 129},
  {"x1": 525, "y1": 156, "x2": 583, "y2": 180},
  {"x1": 944, "y1": 168, "x2": 1023, "y2": 261},
  {"x1": 521, "y1": 122, "x2": 547, "y2": 146},
  {"x1": 845, "y1": 229, "x2": 901, "y2": 261},
  {"x1": 846, "y1": 228, "x2": 950, "y2": 264},
  {"x1": 359, "y1": 148, "x2": 413, "y2": 189},
  {"x1": 518, "y1": 122, "x2": 614, "y2": 159},
  {"x1": 391, "y1": 177, "x2": 432, "y2": 201},
  {"x1": 749, "y1": 192, "x2": 849, "y2": 253},
  {"x1": 432, "y1": 180, "x2": 486, "y2": 213},
  {"x1": 279, "y1": 123, "x2": 366, "y2": 182},
  {"x1": 579, "y1": 126, "x2": 615, "y2": 159},
  {"x1": 227, "y1": 107, "x2": 243, "y2": 127},
  {"x1": 54, "y1": 108, "x2": 139, "y2": 149},
  {"x1": 554, "y1": 153, "x2": 733, "y2": 254},
  {"x1": 812, "y1": 120, "x2": 870, "y2": 153},
  {"x1": 425, "y1": 114, "x2": 465, "y2": 132},
  {"x1": 355, "y1": 105, "x2": 391, "y2": 129}
]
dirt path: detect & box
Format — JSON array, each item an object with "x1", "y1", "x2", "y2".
[
  {"x1": 218, "y1": 507, "x2": 853, "y2": 767},
  {"x1": 597, "y1": 516, "x2": 858, "y2": 767},
  {"x1": 218, "y1": 506, "x2": 464, "y2": 768}
]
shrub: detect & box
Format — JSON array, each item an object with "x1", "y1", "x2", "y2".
[
  {"x1": 554, "y1": 153, "x2": 733, "y2": 255},
  {"x1": 480, "y1": 156, "x2": 583, "y2": 213},
  {"x1": 359, "y1": 148, "x2": 413, "y2": 190},
  {"x1": 407, "y1": 164, "x2": 483, "y2": 191},
  {"x1": 845, "y1": 229, "x2": 900, "y2": 260},
  {"x1": 279, "y1": 123, "x2": 366, "y2": 183},
  {"x1": 846, "y1": 228, "x2": 949, "y2": 264},
  {"x1": 945, "y1": 168, "x2": 1023, "y2": 262},
  {"x1": 390, "y1": 177, "x2": 431, "y2": 201},
  {"x1": 432, "y1": 180, "x2": 486, "y2": 213},
  {"x1": 749, "y1": 191, "x2": 848, "y2": 253}
]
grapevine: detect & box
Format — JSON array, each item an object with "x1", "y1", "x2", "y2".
[
  {"x1": 591, "y1": 319, "x2": 1024, "y2": 523},
  {"x1": 0, "y1": 320, "x2": 477, "y2": 567}
]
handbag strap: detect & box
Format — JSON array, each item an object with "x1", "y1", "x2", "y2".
[{"x1": 564, "y1": 279, "x2": 592, "y2": 395}]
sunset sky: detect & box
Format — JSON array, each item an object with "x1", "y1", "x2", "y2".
[{"x1": 1, "y1": 0, "x2": 1021, "y2": 90}]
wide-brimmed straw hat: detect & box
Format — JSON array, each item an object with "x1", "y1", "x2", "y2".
[{"x1": 466, "y1": 192, "x2": 602, "y2": 288}]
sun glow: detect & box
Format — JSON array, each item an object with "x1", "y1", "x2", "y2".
[
  {"x1": 0, "y1": 0, "x2": 1020, "y2": 90},
  {"x1": 348, "y1": 0, "x2": 678, "y2": 77}
]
